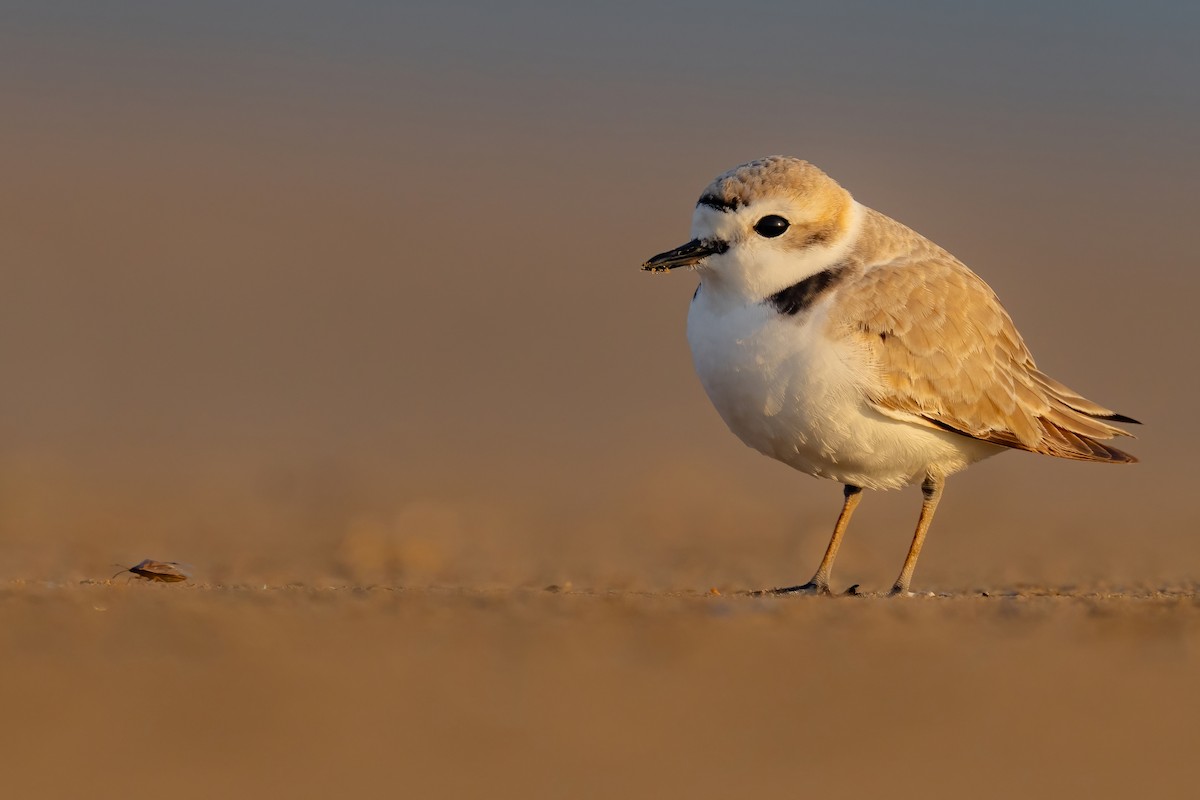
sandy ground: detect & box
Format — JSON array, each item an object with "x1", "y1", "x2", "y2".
[{"x1": 4, "y1": 580, "x2": 1198, "y2": 800}]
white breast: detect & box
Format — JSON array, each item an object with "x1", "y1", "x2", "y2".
[{"x1": 685, "y1": 287, "x2": 1001, "y2": 490}]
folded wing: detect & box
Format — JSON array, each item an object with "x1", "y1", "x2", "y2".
[{"x1": 829, "y1": 253, "x2": 1138, "y2": 463}]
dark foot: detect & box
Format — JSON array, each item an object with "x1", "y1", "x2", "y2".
[
  {"x1": 841, "y1": 584, "x2": 931, "y2": 598},
  {"x1": 747, "y1": 581, "x2": 830, "y2": 597},
  {"x1": 844, "y1": 584, "x2": 891, "y2": 598}
]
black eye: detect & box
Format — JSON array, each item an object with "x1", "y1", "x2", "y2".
[{"x1": 753, "y1": 215, "x2": 790, "y2": 238}]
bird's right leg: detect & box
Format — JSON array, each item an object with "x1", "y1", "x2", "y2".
[{"x1": 760, "y1": 484, "x2": 863, "y2": 596}]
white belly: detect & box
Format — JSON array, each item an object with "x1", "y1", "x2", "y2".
[{"x1": 686, "y1": 289, "x2": 1001, "y2": 490}]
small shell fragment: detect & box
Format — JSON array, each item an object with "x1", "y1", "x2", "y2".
[{"x1": 113, "y1": 559, "x2": 190, "y2": 583}]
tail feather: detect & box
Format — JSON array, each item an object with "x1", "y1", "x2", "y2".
[
  {"x1": 1095, "y1": 411, "x2": 1141, "y2": 425},
  {"x1": 1030, "y1": 369, "x2": 1139, "y2": 430},
  {"x1": 1036, "y1": 418, "x2": 1138, "y2": 464},
  {"x1": 925, "y1": 376, "x2": 1139, "y2": 463}
]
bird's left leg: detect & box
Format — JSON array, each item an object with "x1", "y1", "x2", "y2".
[{"x1": 890, "y1": 473, "x2": 945, "y2": 596}]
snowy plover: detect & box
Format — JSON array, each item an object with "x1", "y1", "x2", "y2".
[{"x1": 643, "y1": 156, "x2": 1137, "y2": 596}]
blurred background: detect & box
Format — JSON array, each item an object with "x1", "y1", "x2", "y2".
[{"x1": 2, "y1": 0, "x2": 1197, "y2": 590}]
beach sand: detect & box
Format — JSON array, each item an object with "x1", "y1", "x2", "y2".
[{"x1": 4, "y1": 580, "x2": 1198, "y2": 799}]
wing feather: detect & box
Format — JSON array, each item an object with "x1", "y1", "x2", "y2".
[{"x1": 828, "y1": 229, "x2": 1137, "y2": 463}]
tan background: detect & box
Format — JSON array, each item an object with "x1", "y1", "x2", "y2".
[{"x1": 2, "y1": 2, "x2": 1198, "y2": 797}]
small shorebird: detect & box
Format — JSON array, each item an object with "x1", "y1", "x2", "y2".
[{"x1": 643, "y1": 156, "x2": 1138, "y2": 596}]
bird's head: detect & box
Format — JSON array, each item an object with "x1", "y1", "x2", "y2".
[{"x1": 643, "y1": 156, "x2": 858, "y2": 300}]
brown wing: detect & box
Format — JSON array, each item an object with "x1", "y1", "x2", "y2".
[{"x1": 828, "y1": 253, "x2": 1137, "y2": 463}]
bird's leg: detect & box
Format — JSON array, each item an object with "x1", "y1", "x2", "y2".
[
  {"x1": 890, "y1": 474, "x2": 945, "y2": 596},
  {"x1": 765, "y1": 484, "x2": 862, "y2": 596}
]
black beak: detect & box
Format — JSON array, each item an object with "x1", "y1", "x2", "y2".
[{"x1": 641, "y1": 238, "x2": 729, "y2": 273}]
